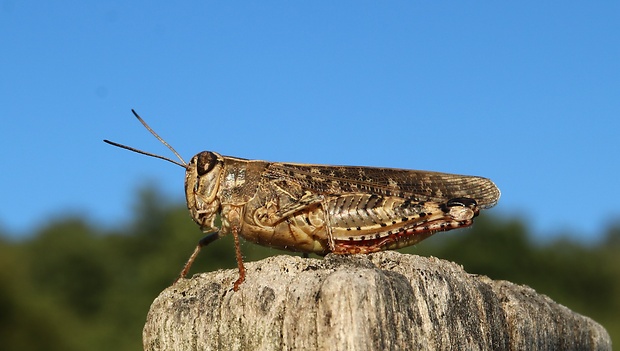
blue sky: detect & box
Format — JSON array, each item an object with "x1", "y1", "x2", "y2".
[{"x1": 1, "y1": 1, "x2": 618, "y2": 241}]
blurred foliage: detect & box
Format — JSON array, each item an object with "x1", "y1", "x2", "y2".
[{"x1": 1, "y1": 186, "x2": 618, "y2": 350}]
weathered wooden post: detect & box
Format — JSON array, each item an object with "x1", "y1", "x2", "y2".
[{"x1": 143, "y1": 251, "x2": 611, "y2": 351}]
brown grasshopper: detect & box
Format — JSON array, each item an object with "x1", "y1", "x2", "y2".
[{"x1": 105, "y1": 110, "x2": 500, "y2": 290}]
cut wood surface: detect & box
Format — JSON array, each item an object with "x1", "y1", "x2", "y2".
[{"x1": 143, "y1": 251, "x2": 611, "y2": 351}]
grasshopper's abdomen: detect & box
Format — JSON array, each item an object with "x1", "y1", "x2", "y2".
[{"x1": 325, "y1": 194, "x2": 478, "y2": 254}]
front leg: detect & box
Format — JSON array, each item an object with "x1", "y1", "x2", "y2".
[
  {"x1": 176, "y1": 231, "x2": 224, "y2": 282},
  {"x1": 176, "y1": 205, "x2": 248, "y2": 291}
]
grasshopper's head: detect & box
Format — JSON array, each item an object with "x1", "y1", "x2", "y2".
[
  {"x1": 104, "y1": 110, "x2": 224, "y2": 233},
  {"x1": 185, "y1": 151, "x2": 225, "y2": 232}
]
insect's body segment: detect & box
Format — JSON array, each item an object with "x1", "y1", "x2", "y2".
[{"x1": 105, "y1": 111, "x2": 501, "y2": 291}]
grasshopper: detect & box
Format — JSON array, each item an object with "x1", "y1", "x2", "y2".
[{"x1": 105, "y1": 110, "x2": 500, "y2": 290}]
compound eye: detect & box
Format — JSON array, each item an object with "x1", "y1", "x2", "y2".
[{"x1": 196, "y1": 151, "x2": 219, "y2": 176}]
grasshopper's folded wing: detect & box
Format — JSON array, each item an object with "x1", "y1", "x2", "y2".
[{"x1": 265, "y1": 163, "x2": 500, "y2": 209}]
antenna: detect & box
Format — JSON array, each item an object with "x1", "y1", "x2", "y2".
[{"x1": 103, "y1": 110, "x2": 188, "y2": 169}]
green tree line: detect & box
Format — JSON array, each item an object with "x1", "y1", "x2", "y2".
[{"x1": 1, "y1": 186, "x2": 618, "y2": 350}]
